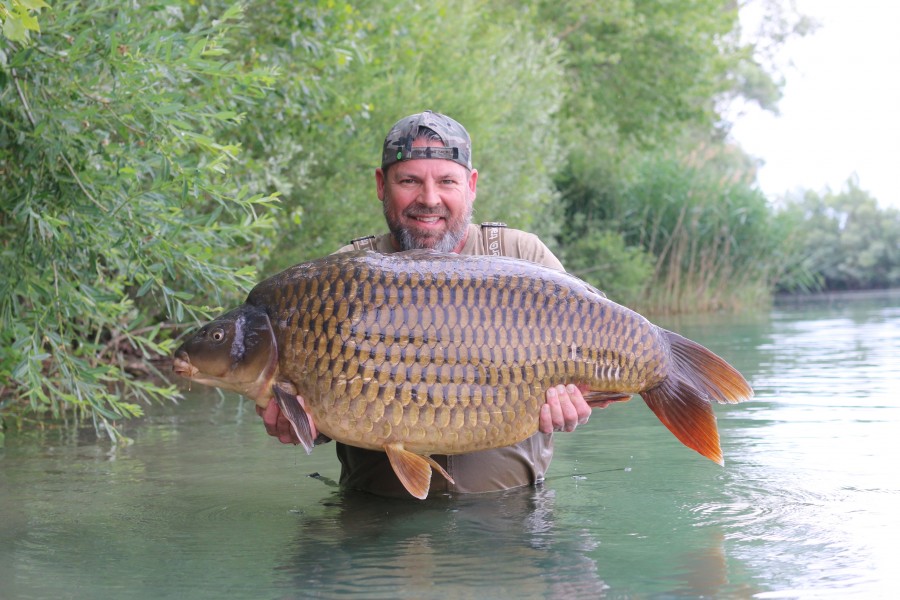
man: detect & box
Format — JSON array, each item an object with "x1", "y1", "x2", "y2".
[{"x1": 258, "y1": 110, "x2": 594, "y2": 497}]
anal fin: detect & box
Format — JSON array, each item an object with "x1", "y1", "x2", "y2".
[
  {"x1": 273, "y1": 386, "x2": 316, "y2": 455},
  {"x1": 384, "y1": 443, "x2": 455, "y2": 500},
  {"x1": 583, "y1": 390, "x2": 632, "y2": 409}
]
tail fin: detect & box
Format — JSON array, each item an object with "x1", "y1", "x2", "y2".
[{"x1": 640, "y1": 330, "x2": 753, "y2": 465}]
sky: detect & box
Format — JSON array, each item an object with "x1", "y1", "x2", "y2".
[{"x1": 729, "y1": 0, "x2": 900, "y2": 209}]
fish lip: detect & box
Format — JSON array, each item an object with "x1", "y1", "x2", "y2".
[{"x1": 172, "y1": 354, "x2": 198, "y2": 378}]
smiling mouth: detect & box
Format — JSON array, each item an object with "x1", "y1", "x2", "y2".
[{"x1": 407, "y1": 213, "x2": 447, "y2": 225}]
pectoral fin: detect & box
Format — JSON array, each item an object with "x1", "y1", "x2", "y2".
[
  {"x1": 273, "y1": 386, "x2": 316, "y2": 455},
  {"x1": 384, "y1": 443, "x2": 455, "y2": 500}
]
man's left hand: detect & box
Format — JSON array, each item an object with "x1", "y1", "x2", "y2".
[{"x1": 539, "y1": 384, "x2": 592, "y2": 434}]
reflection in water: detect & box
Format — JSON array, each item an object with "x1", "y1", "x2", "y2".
[{"x1": 276, "y1": 487, "x2": 610, "y2": 598}]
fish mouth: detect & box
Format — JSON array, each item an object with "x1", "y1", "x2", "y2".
[{"x1": 172, "y1": 353, "x2": 198, "y2": 378}]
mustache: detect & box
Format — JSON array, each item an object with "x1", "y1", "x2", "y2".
[{"x1": 404, "y1": 205, "x2": 449, "y2": 219}]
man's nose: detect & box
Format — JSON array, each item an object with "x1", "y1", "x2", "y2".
[{"x1": 418, "y1": 180, "x2": 441, "y2": 206}]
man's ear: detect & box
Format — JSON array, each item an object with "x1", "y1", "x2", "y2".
[
  {"x1": 468, "y1": 168, "x2": 478, "y2": 201},
  {"x1": 375, "y1": 167, "x2": 386, "y2": 201}
]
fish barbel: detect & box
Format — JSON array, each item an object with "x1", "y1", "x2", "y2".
[{"x1": 173, "y1": 250, "x2": 753, "y2": 499}]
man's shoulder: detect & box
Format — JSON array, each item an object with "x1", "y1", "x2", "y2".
[
  {"x1": 474, "y1": 222, "x2": 563, "y2": 271},
  {"x1": 472, "y1": 221, "x2": 532, "y2": 253}
]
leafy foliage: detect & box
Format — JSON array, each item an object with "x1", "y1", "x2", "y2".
[
  {"x1": 561, "y1": 230, "x2": 654, "y2": 307},
  {"x1": 6, "y1": 0, "x2": 888, "y2": 438},
  {"x1": 558, "y1": 134, "x2": 784, "y2": 313},
  {"x1": 529, "y1": 0, "x2": 815, "y2": 309},
  {"x1": 1, "y1": 0, "x2": 49, "y2": 44},
  {"x1": 1, "y1": 2, "x2": 279, "y2": 438},
  {"x1": 532, "y1": 0, "x2": 755, "y2": 146}
]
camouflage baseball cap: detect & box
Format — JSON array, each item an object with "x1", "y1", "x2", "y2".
[{"x1": 381, "y1": 110, "x2": 472, "y2": 170}]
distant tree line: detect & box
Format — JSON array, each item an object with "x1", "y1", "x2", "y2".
[
  {"x1": 2, "y1": 1, "x2": 897, "y2": 435},
  {"x1": 775, "y1": 178, "x2": 900, "y2": 292}
]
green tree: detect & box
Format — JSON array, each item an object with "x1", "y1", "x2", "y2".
[
  {"x1": 1, "y1": 2, "x2": 279, "y2": 439},
  {"x1": 776, "y1": 179, "x2": 900, "y2": 291},
  {"x1": 561, "y1": 230, "x2": 655, "y2": 306},
  {"x1": 539, "y1": 0, "x2": 810, "y2": 310},
  {"x1": 260, "y1": 0, "x2": 567, "y2": 269}
]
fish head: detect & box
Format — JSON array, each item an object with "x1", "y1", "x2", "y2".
[{"x1": 172, "y1": 304, "x2": 278, "y2": 406}]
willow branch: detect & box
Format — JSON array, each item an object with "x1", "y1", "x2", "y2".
[{"x1": 11, "y1": 67, "x2": 107, "y2": 212}]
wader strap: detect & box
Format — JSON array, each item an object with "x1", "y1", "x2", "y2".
[
  {"x1": 480, "y1": 222, "x2": 507, "y2": 257},
  {"x1": 350, "y1": 235, "x2": 377, "y2": 251}
]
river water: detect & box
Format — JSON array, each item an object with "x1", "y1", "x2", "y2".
[{"x1": 1, "y1": 290, "x2": 898, "y2": 599}]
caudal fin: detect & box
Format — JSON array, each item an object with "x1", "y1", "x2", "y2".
[{"x1": 640, "y1": 330, "x2": 753, "y2": 465}]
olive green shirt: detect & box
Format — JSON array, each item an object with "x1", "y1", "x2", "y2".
[{"x1": 333, "y1": 223, "x2": 564, "y2": 497}]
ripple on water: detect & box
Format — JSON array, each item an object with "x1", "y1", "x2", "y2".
[
  {"x1": 685, "y1": 446, "x2": 900, "y2": 598},
  {"x1": 690, "y1": 476, "x2": 832, "y2": 541}
]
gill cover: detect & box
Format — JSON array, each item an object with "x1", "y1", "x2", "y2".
[{"x1": 174, "y1": 304, "x2": 279, "y2": 403}]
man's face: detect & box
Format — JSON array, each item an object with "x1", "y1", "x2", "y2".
[{"x1": 377, "y1": 140, "x2": 478, "y2": 252}]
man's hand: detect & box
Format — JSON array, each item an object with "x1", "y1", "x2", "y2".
[
  {"x1": 539, "y1": 384, "x2": 592, "y2": 434},
  {"x1": 256, "y1": 396, "x2": 317, "y2": 445}
]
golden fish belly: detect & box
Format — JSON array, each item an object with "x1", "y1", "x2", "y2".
[{"x1": 250, "y1": 250, "x2": 670, "y2": 455}]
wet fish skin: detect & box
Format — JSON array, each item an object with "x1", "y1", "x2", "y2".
[
  {"x1": 261, "y1": 252, "x2": 664, "y2": 453},
  {"x1": 173, "y1": 250, "x2": 753, "y2": 499}
]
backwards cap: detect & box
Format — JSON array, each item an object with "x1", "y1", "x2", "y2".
[{"x1": 381, "y1": 110, "x2": 472, "y2": 170}]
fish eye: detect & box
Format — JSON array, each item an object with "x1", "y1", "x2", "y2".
[{"x1": 211, "y1": 329, "x2": 225, "y2": 342}]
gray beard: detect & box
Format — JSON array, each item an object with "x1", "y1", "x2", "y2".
[{"x1": 387, "y1": 203, "x2": 474, "y2": 252}]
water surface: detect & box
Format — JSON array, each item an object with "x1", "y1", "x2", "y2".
[{"x1": 2, "y1": 290, "x2": 898, "y2": 598}]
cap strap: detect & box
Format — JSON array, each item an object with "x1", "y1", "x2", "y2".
[{"x1": 404, "y1": 146, "x2": 460, "y2": 161}]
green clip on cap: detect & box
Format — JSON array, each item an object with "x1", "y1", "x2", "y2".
[{"x1": 381, "y1": 110, "x2": 472, "y2": 170}]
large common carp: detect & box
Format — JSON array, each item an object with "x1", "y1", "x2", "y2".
[{"x1": 173, "y1": 250, "x2": 752, "y2": 499}]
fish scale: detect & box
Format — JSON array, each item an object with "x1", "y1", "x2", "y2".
[
  {"x1": 253, "y1": 251, "x2": 663, "y2": 455},
  {"x1": 173, "y1": 249, "x2": 753, "y2": 499}
]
